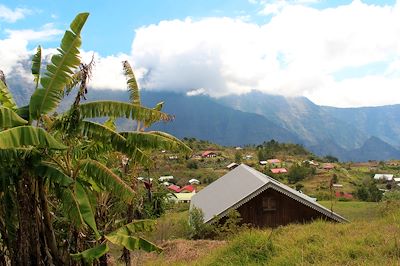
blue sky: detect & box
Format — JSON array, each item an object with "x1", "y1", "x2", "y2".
[{"x1": 1, "y1": 0, "x2": 400, "y2": 107}]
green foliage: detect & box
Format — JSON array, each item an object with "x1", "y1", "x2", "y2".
[
  {"x1": 257, "y1": 139, "x2": 311, "y2": 161},
  {"x1": 188, "y1": 207, "x2": 214, "y2": 240},
  {"x1": 213, "y1": 209, "x2": 247, "y2": 239},
  {"x1": 0, "y1": 79, "x2": 17, "y2": 110},
  {"x1": 323, "y1": 155, "x2": 339, "y2": 163},
  {"x1": 186, "y1": 160, "x2": 198, "y2": 169},
  {"x1": 71, "y1": 243, "x2": 109, "y2": 263},
  {"x1": 81, "y1": 159, "x2": 135, "y2": 202},
  {"x1": 29, "y1": 13, "x2": 89, "y2": 120},
  {"x1": 123, "y1": 60, "x2": 140, "y2": 105},
  {"x1": 356, "y1": 180, "x2": 383, "y2": 202},
  {"x1": 0, "y1": 107, "x2": 28, "y2": 128},
  {"x1": 383, "y1": 191, "x2": 400, "y2": 201},
  {"x1": 0, "y1": 126, "x2": 67, "y2": 149},
  {"x1": 78, "y1": 101, "x2": 171, "y2": 126},
  {"x1": 234, "y1": 151, "x2": 242, "y2": 163},
  {"x1": 287, "y1": 164, "x2": 313, "y2": 183},
  {"x1": 31, "y1": 45, "x2": 42, "y2": 89},
  {"x1": 105, "y1": 220, "x2": 162, "y2": 253},
  {"x1": 75, "y1": 181, "x2": 100, "y2": 239}
]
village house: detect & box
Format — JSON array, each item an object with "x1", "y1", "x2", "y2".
[
  {"x1": 159, "y1": 175, "x2": 174, "y2": 182},
  {"x1": 202, "y1": 151, "x2": 217, "y2": 158},
  {"x1": 374, "y1": 174, "x2": 394, "y2": 181},
  {"x1": 227, "y1": 162, "x2": 239, "y2": 170},
  {"x1": 191, "y1": 164, "x2": 346, "y2": 228},
  {"x1": 267, "y1": 159, "x2": 281, "y2": 164},
  {"x1": 270, "y1": 168, "x2": 288, "y2": 174},
  {"x1": 323, "y1": 163, "x2": 335, "y2": 170},
  {"x1": 188, "y1": 178, "x2": 200, "y2": 185},
  {"x1": 259, "y1": 160, "x2": 268, "y2": 165}
]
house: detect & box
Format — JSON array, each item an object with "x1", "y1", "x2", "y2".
[
  {"x1": 159, "y1": 175, "x2": 174, "y2": 182},
  {"x1": 188, "y1": 178, "x2": 200, "y2": 185},
  {"x1": 180, "y1": 185, "x2": 196, "y2": 193},
  {"x1": 227, "y1": 162, "x2": 239, "y2": 170},
  {"x1": 267, "y1": 159, "x2": 281, "y2": 164},
  {"x1": 304, "y1": 160, "x2": 319, "y2": 166},
  {"x1": 168, "y1": 155, "x2": 178, "y2": 160},
  {"x1": 167, "y1": 184, "x2": 181, "y2": 193},
  {"x1": 394, "y1": 178, "x2": 400, "y2": 183},
  {"x1": 332, "y1": 184, "x2": 343, "y2": 188},
  {"x1": 373, "y1": 174, "x2": 394, "y2": 181},
  {"x1": 171, "y1": 192, "x2": 196, "y2": 203},
  {"x1": 323, "y1": 163, "x2": 335, "y2": 170},
  {"x1": 202, "y1": 151, "x2": 217, "y2": 158},
  {"x1": 235, "y1": 147, "x2": 243, "y2": 150},
  {"x1": 245, "y1": 155, "x2": 253, "y2": 160},
  {"x1": 191, "y1": 164, "x2": 347, "y2": 228},
  {"x1": 270, "y1": 168, "x2": 287, "y2": 174},
  {"x1": 259, "y1": 161, "x2": 268, "y2": 165}
]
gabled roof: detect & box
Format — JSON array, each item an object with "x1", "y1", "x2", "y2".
[
  {"x1": 267, "y1": 159, "x2": 281, "y2": 164},
  {"x1": 202, "y1": 151, "x2": 216, "y2": 157},
  {"x1": 271, "y1": 168, "x2": 287, "y2": 174},
  {"x1": 190, "y1": 164, "x2": 347, "y2": 223},
  {"x1": 167, "y1": 184, "x2": 181, "y2": 193},
  {"x1": 180, "y1": 185, "x2": 195, "y2": 193}
]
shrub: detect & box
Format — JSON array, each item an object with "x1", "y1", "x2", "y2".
[
  {"x1": 188, "y1": 207, "x2": 214, "y2": 239},
  {"x1": 186, "y1": 160, "x2": 198, "y2": 169}
]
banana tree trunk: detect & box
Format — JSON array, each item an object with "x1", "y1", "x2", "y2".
[
  {"x1": 38, "y1": 177, "x2": 64, "y2": 265},
  {"x1": 15, "y1": 170, "x2": 43, "y2": 265}
]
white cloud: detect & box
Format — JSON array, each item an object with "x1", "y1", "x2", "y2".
[
  {"x1": 186, "y1": 88, "x2": 206, "y2": 96},
  {"x1": 5, "y1": 23, "x2": 63, "y2": 41},
  {"x1": 0, "y1": 4, "x2": 31, "y2": 23},
  {"x1": 126, "y1": 1, "x2": 400, "y2": 107},
  {"x1": 81, "y1": 51, "x2": 131, "y2": 90},
  {"x1": 2, "y1": 1, "x2": 400, "y2": 107}
]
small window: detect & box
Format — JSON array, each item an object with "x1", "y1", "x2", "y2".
[{"x1": 263, "y1": 197, "x2": 277, "y2": 211}]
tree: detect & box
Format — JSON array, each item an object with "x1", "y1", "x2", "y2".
[{"x1": 0, "y1": 13, "x2": 191, "y2": 265}]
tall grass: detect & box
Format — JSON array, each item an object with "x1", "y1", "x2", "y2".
[{"x1": 195, "y1": 201, "x2": 400, "y2": 265}]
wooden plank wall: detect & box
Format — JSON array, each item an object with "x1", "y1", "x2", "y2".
[{"x1": 236, "y1": 188, "x2": 335, "y2": 228}]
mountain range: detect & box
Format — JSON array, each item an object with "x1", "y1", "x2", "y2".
[{"x1": 6, "y1": 68, "x2": 400, "y2": 162}]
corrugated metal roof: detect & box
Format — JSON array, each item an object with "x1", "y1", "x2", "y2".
[{"x1": 190, "y1": 164, "x2": 347, "y2": 223}]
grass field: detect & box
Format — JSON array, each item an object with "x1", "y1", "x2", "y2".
[{"x1": 141, "y1": 201, "x2": 400, "y2": 266}]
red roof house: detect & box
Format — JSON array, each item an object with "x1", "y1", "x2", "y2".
[
  {"x1": 323, "y1": 163, "x2": 335, "y2": 170},
  {"x1": 270, "y1": 168, "x2": 288, "y2": 174},
  {"x1": 335, "y1": 191, "x2": 353, "y2": 199},
  {"x1": 267, "y1": 159, "x2": 281, "y2": 164},
  {"x1": 167, "y1": 184, "x2": 181, "y2": 193},
  {"x1": 179, "y1": 185, "x2": 195, "y2": 193},
  {"x1": 202, "y1": 151, "x2": 217, "y2": 158}
]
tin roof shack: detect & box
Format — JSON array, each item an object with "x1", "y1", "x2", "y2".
[{"x1": 191, "y1": 164, "x2": 346, "y2": 228}]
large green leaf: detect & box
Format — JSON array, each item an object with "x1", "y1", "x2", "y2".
[
  {"x1": 75, "y1": 181, "x2": 100, "y2": 240},
  {"x1": 71, "y1": 243, "x2": 109, "y2": 262},
  {"x1": 35, "y1": 162, "x2": 73, "y2": 187},
  {"x1": 0, "y1": 107, "x2": 28, "y2": 128},
  {"x1": 79, "y1": 121, "x2": 153, "y2": 166},
  {"x1": 0, "y1": 126, "x2": 66, "y2": 149},
  {"x1": 80, "y1": 159, "x2": 135, "y2": 202},
  {"x1": 123, "y1": 61, "x2": 140, "y2": 105},
  {"x1": 78, "y1": 101, "x2": 171, "y2": 125},
  {"x1": 122, "y1": 131, "x2": 192, "y2": 153},
  {"x1": 32, "y1": 45, "x2": 42, "y2": 89},
  {"x1": 0, "y1": 80, "x2": 17, "y2": 110},
  {"x1": 105, "y1": 220, "x2": 161, "y2": 253},
  {"x1": 60, "y1": 188, "x2": 84, "y2": 228},
  {"x1": 29, "y1": 13, "x2": 89, "y2": 120}
]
